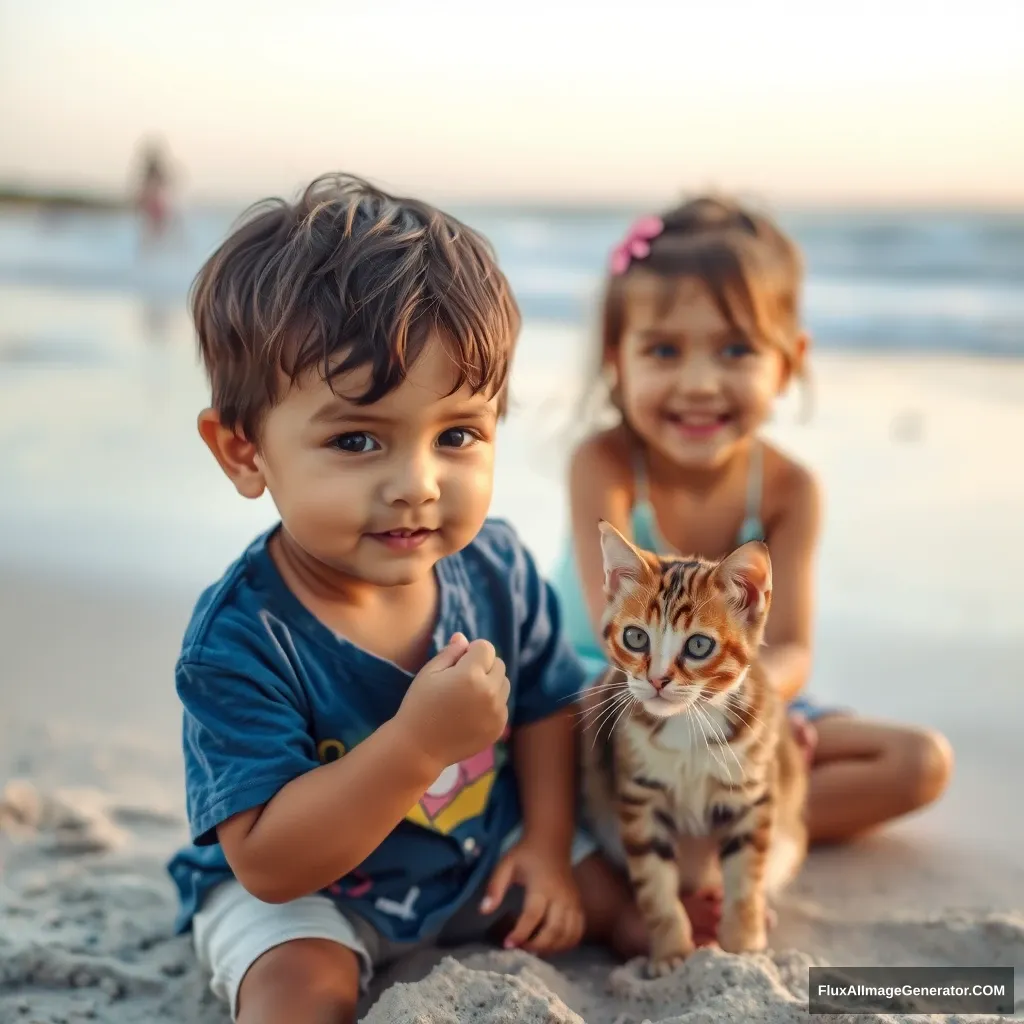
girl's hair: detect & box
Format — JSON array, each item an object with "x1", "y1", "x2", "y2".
[{"x1": 578, "y1": 194, "x2": 807, "y2": 431}]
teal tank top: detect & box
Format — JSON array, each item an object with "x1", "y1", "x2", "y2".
[{"x1": 549, "y1": 441, "x2": 765, "y2": 682}]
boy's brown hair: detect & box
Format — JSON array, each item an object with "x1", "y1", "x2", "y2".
[{"x1": 191, "y1": 173, "x2": 521, "y2": 441}]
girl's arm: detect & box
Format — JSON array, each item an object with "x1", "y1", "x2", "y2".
[
  {"x1": 567, "y1": 430, "x2": 637, "y2": 636},
  {"x1": 761, "y1": 464, "x2": 822, "y2": 703}
]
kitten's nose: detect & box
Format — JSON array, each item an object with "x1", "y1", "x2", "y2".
[{"x1": 650, "y1": 675, "x2": 673, "y2": 692}]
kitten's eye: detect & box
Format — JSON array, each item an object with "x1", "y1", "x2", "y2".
[
  {"x1": 329, "y1": 432, "x2": 380, "y2": 454},
  {"x1": 685, "y1": 634, "x2": 715, "y2": 659},
  {"x1": 437, "y1": 427, "x2": 476, "y2": 449},
  {"x1": 622, "y1": 626, "x2": 650, "y2": 652}
]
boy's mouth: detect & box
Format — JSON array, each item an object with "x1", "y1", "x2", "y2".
[{"x1": 367, "y1": 528, "x2": 437, "y2": 552}]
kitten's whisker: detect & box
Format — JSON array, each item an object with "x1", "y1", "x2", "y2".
[
  {"x1": 575, "y1": 681, "x2": 628, "y2": 706},
  {"x1": 724, "y1": 692, "x2": 769, "y2": 734},
  {"x1": 575, "y1": 689, "x2": 630, "y2": 724},
  {"x1": 560, "y1": 678, "x2": 622, "y2": 704},
  {"x1": 699, "y1": 702, "x2": 745, "y2": 780},
  {"x1": 589, "y1": 692, "x2": 633, "y2": 743},
  {"x1": 587, "y1": 693, "x2": 627, "y2": 730},
  {"x1": 689, "y1": 702, "x2": 720, "y2": 771},
  {"x1": 589, "y1": 699, "x2": 632, "y2": 751},
  {"x1": 693, "y1": 703, "x2": 731, "y2": 775},
  {"x1": 697, "y1": 700, "x2": 743, "y2": 779},
  {"x1": 722, "y1": 689, "x2": 756, "y2": 720},
  {"x1": 577, "y1": 696, "x2": 622, "y2": 720},
  {"x1": 579, "y1": 686, "x2": 628, "y2": 709},
  {"x1": 689, "y1": 704, "x2": 711, "y2": 761},
  {"x1": 605, "y1": 693, "x2": 636, "y2": 739}
]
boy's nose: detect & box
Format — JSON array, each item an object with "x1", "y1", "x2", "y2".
[{"x1": 384, "y1": 457, "x2": 441, "y2": 506}]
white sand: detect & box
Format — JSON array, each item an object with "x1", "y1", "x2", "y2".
[{"x1": 2, "y1": 307, "x2": 1023, "y2": 1020}]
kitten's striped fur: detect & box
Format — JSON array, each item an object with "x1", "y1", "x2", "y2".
[{"x1": 580, "y1": 521, "x2": 808, "y2": 974}]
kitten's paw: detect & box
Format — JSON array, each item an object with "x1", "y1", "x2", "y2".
[
  {"x1": 644, "y1": 952, "x2": 690, "y2": 978},
  {"x1": 717, "y1": 921, "x2": 767, "y2": 954},
  {"x1": 644, "y1": 936, "x2": 695, "y2": 977}
]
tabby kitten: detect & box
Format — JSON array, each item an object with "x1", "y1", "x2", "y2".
[{"x1": 580, "y1": 521, "x2": 808, "y2": 974}]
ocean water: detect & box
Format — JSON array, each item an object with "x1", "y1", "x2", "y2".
[
  {"x1": 1, "y1": 198, "x2": 1023, "y2": 596},
  {"x1": 0, "y1": 203, "x2": 1023, "y2": 356}
]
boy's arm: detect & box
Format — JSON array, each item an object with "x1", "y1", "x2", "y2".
[
  {"x1": 478, "y1": 523, "x2": 589, "y2": 953},
  {"x1": 760, "y1": 466, "x2": 821, "y2": 703},
  {"x1": 182, "y1": 633, "x2": 508, "y2": 906},
  {"x1": 498, "y1": 520, "x2": 588, "y2": 841},
  {"x1": 511, "y1": 707, "x2": 576, "y2": 857},
  {"x1": 217, "y1": 715, "x2": 441, "y2": 904},
  {"x1": 482, "y1": 708, "x2": 580, "y2": 952}
]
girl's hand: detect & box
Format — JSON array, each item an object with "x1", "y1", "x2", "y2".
[
  {"x1": 480, "y1": 838, "x2": 584, "y2": 955},
  {"x1": 790, "y1": 712, "x2": 818, "y2": 767}
]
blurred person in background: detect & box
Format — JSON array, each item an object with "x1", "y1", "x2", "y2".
[{"x1": 134, "y1": 138, "x2": 175, "y2": 247}]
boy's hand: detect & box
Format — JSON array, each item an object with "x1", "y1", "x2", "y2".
[
  {"x1": 397, "y1": 632, "x2": 510, "y2": 771},
  {"x1": 480, "y1": 838, "x2": 584, "y2": 955}
]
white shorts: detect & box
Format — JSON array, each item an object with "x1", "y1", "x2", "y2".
[{"x1": 192, "y1": 826, "x2": 597, "y2": 1019}]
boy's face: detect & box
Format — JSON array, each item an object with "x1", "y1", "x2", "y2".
[{"x1": 219, "y1": 335, "x2": 499, "y2": 588}]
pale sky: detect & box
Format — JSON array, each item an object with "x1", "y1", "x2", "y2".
[{"x1": 2, "y1": 0, "x2": 1022, "y2": 206}]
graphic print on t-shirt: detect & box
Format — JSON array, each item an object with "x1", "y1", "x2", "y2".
[{"x1": 317, "y1": 725, "x2": 510, "y2": 835}]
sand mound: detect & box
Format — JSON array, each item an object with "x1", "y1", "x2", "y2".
[
  {"x1": 364, "y1": 943, "x2": 1017, "y2": 1024},
  {"x1": 2, "y1": 784, "x2": 1022, "y2": 1023},
  {"x1": 0, "y1": 780, "x2": 130, "y2": 855}
]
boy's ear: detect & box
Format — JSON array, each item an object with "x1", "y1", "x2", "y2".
[{"x1": 197, "y1": 409, "x2": 266, "y2": 499}]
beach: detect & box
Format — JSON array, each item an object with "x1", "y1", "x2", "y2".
[{"x1": 2, "y1": 275, "x2": 1023, "y2": 1020}]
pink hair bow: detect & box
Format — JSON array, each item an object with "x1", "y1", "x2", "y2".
[{"x1": 609, "y1": 215, "x2": 664, "y2": 275}]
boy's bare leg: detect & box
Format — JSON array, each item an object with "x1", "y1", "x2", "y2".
[
  {"x1": 807, "y1": 717, "x2": 953, "y2": 844},
  {"x1": 236, "y1": 938, "x2": 361, "y2": 1024}
]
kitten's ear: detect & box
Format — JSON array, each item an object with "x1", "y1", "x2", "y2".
[
  {"x1": 716, "y1": 541, "x2": 772, "y2": 623},
  {"x1": 598, "y1": 520, "x2": 645, "y2": 599}
]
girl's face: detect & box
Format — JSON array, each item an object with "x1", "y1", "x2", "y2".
[{"x1": 615, "y1": 275, "x2": 801, "y2": 470}]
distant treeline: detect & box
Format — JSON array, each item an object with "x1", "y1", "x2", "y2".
[{"x1": 0, "y1": 184, "x2": 126, "y2": 212}]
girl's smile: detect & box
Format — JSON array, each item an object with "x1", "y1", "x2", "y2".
[{"x1": 616, "y1": 275, "x2": 792, "y2": 470}]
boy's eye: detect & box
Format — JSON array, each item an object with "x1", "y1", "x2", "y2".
[
  {"x1": 329, "y1": 432, "x2": 380, "y2": 454},
  {"x1": 437, "y1": 427, "x2": 476, "y2": 449}
]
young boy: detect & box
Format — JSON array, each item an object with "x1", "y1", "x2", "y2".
[{"x1": 166, "y1": 175, "x2": 644, "y2": 1024}]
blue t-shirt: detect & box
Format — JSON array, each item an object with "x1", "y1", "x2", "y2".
[{"x1": 166, "y1": 518, "x2": 585, "y2": 943}]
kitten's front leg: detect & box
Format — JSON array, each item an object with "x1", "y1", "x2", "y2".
[
  {"x1": 618, "y1": 787, "x2": 693, "y2": 975},
  {"x1": 717, "y1": 805, "x2": 772, "y2": 953}
]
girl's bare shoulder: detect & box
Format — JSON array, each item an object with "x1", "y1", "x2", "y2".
[
  {"x1": 570, "y1": 425, "x2": 636, "y2": 490},
  {"x1": 760, "y1": 441, "x2": 822, "y2": 530}
]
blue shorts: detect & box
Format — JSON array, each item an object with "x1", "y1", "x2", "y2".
[{"x1": 788, "y1": 695, "x2": 847, "y2": 722}]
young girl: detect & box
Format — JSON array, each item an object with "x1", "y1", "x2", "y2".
[{"x1": 551, "y1": 196, "x2": 953, "y2": 943}]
